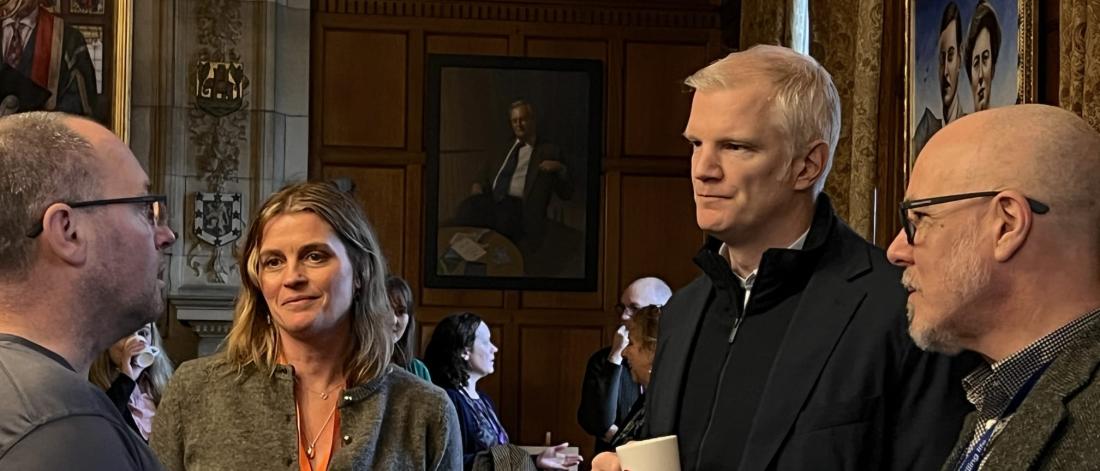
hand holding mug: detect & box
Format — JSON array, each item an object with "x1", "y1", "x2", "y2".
[{"x1": 108, "y1": 334, "x2": 158, "y2": 380}]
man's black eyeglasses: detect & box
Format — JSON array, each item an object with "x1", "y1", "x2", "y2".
[
  {"x1": 26, "y1": 195, "x2": 169, "y2": 238},
  {"x1": 898, "y1": 191, "x2": 1049, "y2": 245}
]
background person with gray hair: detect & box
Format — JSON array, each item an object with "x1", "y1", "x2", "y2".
[
  {"x1": 0, "y1": 112, "x2": 175, "y2": 469},
  {"x1": 577, "y1": 276, "x2": 672, "y2": 454},
  {"x1": 593, "y1": 45, "x2": 972, "y2": 471}
]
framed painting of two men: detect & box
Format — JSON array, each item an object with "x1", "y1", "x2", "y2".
[
  {"x1": 0, "y1": 0, "x2": 131, "y2": 140},
  {"x1": 423, "y1": 54, "x2": 602, "y2": 291},
  {"x1": 908, "y1": 0, "x2": 1037, "y2": 168}
]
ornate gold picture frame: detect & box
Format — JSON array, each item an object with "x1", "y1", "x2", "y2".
[{"x1": 0, "y1": 0, "x2": 131, "y2": 141}]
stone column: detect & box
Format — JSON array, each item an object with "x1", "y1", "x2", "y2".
[{"x1": 130, "y1": 0, "x2": 310, "y2": 361}]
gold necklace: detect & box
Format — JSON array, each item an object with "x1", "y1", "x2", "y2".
[
  {"x1": 299, "y1": 381, "x2": 344, "y2": 400},
  {"x1": 295, "y1": 399, "x2": 339, "y2": 461}
]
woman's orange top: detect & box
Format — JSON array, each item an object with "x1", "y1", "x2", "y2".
[{"x1": 298, "y1": 410, "x2": 341, "y2": 471}]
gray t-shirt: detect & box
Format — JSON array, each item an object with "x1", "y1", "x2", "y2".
[{"x1": 0, "y1": 334, "x2": 164, "y2": 470}]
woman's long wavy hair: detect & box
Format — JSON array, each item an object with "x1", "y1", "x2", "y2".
[
  {"x1": 89, "y1": 323, "x2": 174, "y2": 405},
  {"x1": 423, "y1": 311, "x2": 482, "y2": 390},
  {"x1": 386, "y1": 275, "x2": 417, "y2": 369},
  {"x1": 220, "y1": 181, "x2": 394, "y2": 386}
]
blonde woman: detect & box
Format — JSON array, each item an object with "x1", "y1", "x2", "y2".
[
  {"x1": 151, "y1": 182, "x2": 462, "y2": 470},
  {"x1": 89, "y1": 322, "x2": 174, "y2": 441}
]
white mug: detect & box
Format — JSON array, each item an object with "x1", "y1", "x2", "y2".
[
  {"x1": 616, "y1": 435, "x2": 681, "y2": 471},
  {"x1": 132, "y1": 345, "x2": 160, "y2": 369}
]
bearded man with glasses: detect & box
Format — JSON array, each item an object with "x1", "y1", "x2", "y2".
[
  {"x1": 888, "y1": 104, "x2": 1100, "y2": 469},
  {"x1": 0, "y1": 112, "x2": 174, "y2": 469}
]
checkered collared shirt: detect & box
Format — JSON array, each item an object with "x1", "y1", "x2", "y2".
[{"x1": 959, "y1": 308, "x2": 1100, "y2": 469}]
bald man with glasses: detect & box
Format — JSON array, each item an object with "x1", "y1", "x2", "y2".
[
  {"x1": 578, "y1": 277, "x2": 672, "y2": 455},
  {"x1": 888, "y1": 104, "x2": 1100, "y2": 469},
  {"x1": 0, "y1": 112, "x2": 174, "y2": 470}
]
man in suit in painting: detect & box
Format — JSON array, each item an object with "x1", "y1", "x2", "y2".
[
  {"x1": 456, "y1": 99, "x2": 573, "y2": 247},
  {"x1": 966, "y1": 0, "x2": 1001, "y2": 113},
  {"x1": 0, "y1": 0, "x2": 98, "y2": 117},
  {"x1": 593, "y1": 44, "x2": 972, "y2": 471},
  {"x1": 890, "y1": 104, "x2": 1100, "y2": 469}
]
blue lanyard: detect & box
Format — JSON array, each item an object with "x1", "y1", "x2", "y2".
[{"x1": 954, "y1": 363, "x2": 1050, "y2": 471}]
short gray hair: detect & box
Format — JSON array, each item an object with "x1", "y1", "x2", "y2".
[
  {"x1": 684, "y1": 45, "x2": 841, "y2": 196},
  {"x1": 510, "y1": 99, "x2": 535, "y2": 116},
  {"x1": 0, "y1": 112, "x2": 99, "y2": 280}
]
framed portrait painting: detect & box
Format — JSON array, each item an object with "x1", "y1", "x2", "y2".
[
  {"x1": 907, "y1": 0, "x2": 1036, "y2": 169},
  {"x1": 423, "y1": 54, "x2": 603, "y2": 291},
  {"x1": 0, "y1": 0, "x2": 132, "y2": 140}
]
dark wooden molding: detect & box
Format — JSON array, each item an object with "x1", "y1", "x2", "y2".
[
  {"x1": 874, "y1": 0, "x2": 905, "y2": 248},
  {"x1": 314, "y1": 0, "x2": 720, "y2": 29}
]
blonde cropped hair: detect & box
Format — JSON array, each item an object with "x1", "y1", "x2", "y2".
[
  {"x1": 684, "y1": 45, "x2": 841, "y2": 196},
  {"x1": 221, "y1": 181, "x2": 393, "y2": 386}
]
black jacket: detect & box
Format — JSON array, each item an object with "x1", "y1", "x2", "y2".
[
  {"x1": 644, "y1": 194, "x2": 974, "y2": 471},
  {"x1": 577, "y1": 346, "x2": 640, "y2": 454}
]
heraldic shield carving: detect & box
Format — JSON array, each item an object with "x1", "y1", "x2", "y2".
[
  {"x1": 195, "y1": 61, "x2": 249, "y2": 117},
  {"x1": 193, "y1": 192, "x2": 243, "y2": 247}
]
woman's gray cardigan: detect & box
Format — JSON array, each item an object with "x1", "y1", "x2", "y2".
[{"x1": 150, "y1": 356, "x2": 462, "y2": 470}]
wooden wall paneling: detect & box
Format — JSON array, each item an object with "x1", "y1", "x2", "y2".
[
  {"x1": 874, "y1": 0, "x2": 907, "y2": 248},
  {"x1": 320, "y1": 28, "x2": 408, "y2": 149},
  {"x1": 321, "y1": 166, "x2": 408, "y2": 273},
  {"x1": 403, "y1": 162, "x2": 425, "y2": 299},
  {"x1": 622, "y1": 40, "x2": 709, "y2": 158},
  {"x1": 408, "y1": 28, "x2": 426, "y2": 155},
  {"x1": 483, "y1": 322, "x2": 505, "y2": 406},
  {"x1": 604, "y1": 34, "x2": 625, "y2": 317},
  {"x1": 312, "y1": 7, "x2": 724, "y2": 468},
  {"x1": 421, "y1": 287, "x2": 505, "y2": 307},
  {"x1": 619, "y1": 175, "x2": 701, "y2": 292},
  {"x1": 602, "y1": 171, "x2": 623, "y2": 333},
  {"x1": 524, "y1": 37, "x2": 609, "y2": 61},
  {"x1": 318, "y1": 148, "x2": 424, "y2": 167},
  {"x1": 499, "y1": 309, "x2": 520, "y2": 441},
  {"x1": 518, "y1": 325, "x2": 603, "y2": 456},
  {"x1": 425, "y1": 33, "x2": 510, "y2": 55}
]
